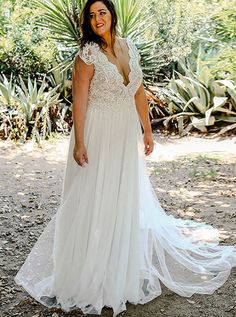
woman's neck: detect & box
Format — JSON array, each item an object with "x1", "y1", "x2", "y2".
[{"x1": 101, "y1": 33, "x2": 117, "y2": 50}]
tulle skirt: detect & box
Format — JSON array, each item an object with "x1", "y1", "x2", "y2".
[{"x1": 14, "y1": 103, "x2": 236, "y2": 316}]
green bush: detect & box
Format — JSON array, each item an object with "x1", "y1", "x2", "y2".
[
  {"x1": 0, "y1": 1, "x2": 56, "y2": 77},
  {"x1": 189, "y1": 0, "x2": 236, "y2": 81}
]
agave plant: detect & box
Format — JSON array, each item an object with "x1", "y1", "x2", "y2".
[
  {"x1": 35, "y1": 0, "x2": 84, "y2": 45},
  {"x1": 160, "y1": 57, "x2": 236, "y2": 135},
  {"x1": 33, "y1": 0, "x2": 84, "y2": 72},
  {"x1": 33, "y1": 0, "x2": 158, "y2": 83},
  {"x1": 0, "y1": 74, "x2": 16, "y2": 106},
  {"x1": 14, "y1": 75, "x2": 62, "y2": 141},
  {"x1": 0, "y1": 73, "x2": 72, "y2": 142},
  {"x1": 47, "y1": 60, "x2": 72, "y2": 102}
]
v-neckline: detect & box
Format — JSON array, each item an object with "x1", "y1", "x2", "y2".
[{"x1": 99, "y1": 38, "x2": 132, "y2": 88}]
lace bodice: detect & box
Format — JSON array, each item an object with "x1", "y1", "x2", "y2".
[{"x1": 75, "y1": 37, "x2": 143, "y2": 113}]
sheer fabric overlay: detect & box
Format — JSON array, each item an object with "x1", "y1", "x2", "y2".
[{"x1": 14, "y1": 37, "x2": 236, "y2": 317}]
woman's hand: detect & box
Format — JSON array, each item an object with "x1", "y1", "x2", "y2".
[
  {"x1": 143, "y1": 132, "x2": 154, "y2": 156},
  {"x1": 73, "y1": 144, "x2": 89, "y2": 167}
]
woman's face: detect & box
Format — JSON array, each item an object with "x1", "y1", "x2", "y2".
[{"x1": 89, "y1": 1, "x2": 112, "y2": 37}]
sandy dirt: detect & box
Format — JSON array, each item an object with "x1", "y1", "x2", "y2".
[{"x1": 0, "y1": 132, "x2": 236, "y2": 317}]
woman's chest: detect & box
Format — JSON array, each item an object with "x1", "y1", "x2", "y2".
[
  {"x1": 101, "y1": 51, "x2": 131, "y2": 87},
  {"x1": 90, "y1": 53, "x2": 143, "y2": 94}
]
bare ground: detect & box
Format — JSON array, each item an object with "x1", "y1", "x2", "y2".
[{"x1": 0, "y1": 132, "x2": 236, "y2": 317}]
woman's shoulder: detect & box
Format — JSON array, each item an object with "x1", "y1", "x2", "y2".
[
  {"x1": 117, "y1": 36, "x2": 137, "y2": 53},
  {"x1": 75, "y1": 41, "x2": 100, "y2": 65},
  {"x1": 119, "y1": 36, "x2": 138, "y2": 51},
  {"x1": 79, "y1": 41, "x2": 100, "y2": 56},
  {"x1": 120, "y1": 36, "x2": 140, "y2": 59},
  {"x1": 81, "y1": 41, "x2": 100, "y2": 50}
]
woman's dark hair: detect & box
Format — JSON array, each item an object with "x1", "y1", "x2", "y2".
[{"x1": 79, "y1": 0, "x2": 118, "y2": 50}]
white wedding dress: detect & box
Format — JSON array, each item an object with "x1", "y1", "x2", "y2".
[{"x1": 14, "y1": 37, "x2": 236, "y2": 317}]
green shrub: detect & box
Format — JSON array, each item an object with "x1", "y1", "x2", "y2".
[{"x1": 0, "y1": 1, "x2": 56, "y2": 77}]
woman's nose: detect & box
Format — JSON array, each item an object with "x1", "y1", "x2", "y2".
[{"x1": 95, "y1": 15, "x2": 101, "y2": 23}]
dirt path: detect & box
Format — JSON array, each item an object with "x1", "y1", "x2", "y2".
[{"x1": 0, "y1": 133, "x2": 236, "y2": 317}]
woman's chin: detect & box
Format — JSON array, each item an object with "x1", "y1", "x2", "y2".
[{"x1": 94, "y1": 29, "x2": 109, "y2": 37}]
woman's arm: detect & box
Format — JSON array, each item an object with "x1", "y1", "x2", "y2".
[
  {"x1": 134, "y1": 83, "x2": 154, "y2": 156},
  {"x1": 72, "y1": 56, "x2": 94, "y2": 166}
]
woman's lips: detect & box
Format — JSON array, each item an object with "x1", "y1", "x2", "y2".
[{"x1": 96, "y1": 23, "x2": 104, "y2": 28}]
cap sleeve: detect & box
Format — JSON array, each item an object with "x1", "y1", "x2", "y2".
[
  {"x1": 127, "y1": 37, "x2": 141, "y2": 62},
  {"x1": 75, "y1": 42, "x2": 99, "y2": 65}
]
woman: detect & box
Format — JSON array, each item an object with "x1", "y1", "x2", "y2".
[{"x1": 14, "y1": 0, "x2": 236, "y2": 316}]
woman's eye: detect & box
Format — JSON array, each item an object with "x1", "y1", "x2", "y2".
[{"x1": 100, "y1": 11, "x2": 106, "y2": 15}]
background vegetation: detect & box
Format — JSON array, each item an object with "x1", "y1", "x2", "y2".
[{"x1": 0, "y1": 0, "x2": 235, "y2": 143}]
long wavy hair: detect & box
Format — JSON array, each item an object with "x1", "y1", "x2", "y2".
[{"x1": 79, "y1": 0, "x2": 118, "y2": 51}]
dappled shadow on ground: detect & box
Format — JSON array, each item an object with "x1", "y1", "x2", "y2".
[
  {"x1": 147, "y1": 153, "x2": 236, "y2": 245},
  {"x1": 0, "y1": 135, "x2": 236, "y2": 317}
]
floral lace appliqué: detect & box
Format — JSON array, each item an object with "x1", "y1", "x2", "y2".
[{"x1": 75, "y1": 38, "x2": 143, "y2": 113}]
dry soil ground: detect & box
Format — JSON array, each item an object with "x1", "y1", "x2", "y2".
[{"x1": 0, "y1": 133, "x2": 236, "y2": 317}]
